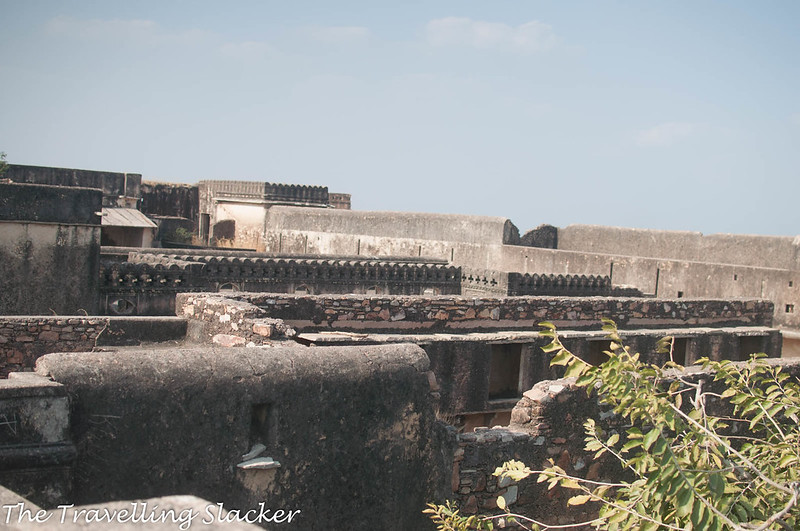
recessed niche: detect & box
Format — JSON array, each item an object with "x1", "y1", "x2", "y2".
[{"x1": 488, "y1": 344, "x2": 523, "y2": 400}]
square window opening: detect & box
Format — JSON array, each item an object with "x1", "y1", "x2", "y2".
[
  {"x1": 488, "y1": 344, "x2": 523, "y2": 400},
  {"x1": 739, "y1": 336, "x2": 765, "y2": 360},
  {"x1": 587, "y1": 340, "x2": 612, "y2": 366}
]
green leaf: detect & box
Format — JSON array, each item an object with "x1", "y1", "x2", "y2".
[
  {"x1": 551, "y1": 349, "x2": 571, "y2": 366},
  {"x1": 719, "y1": 387, "x2": 735, "y2": 399},
  {"x1": 708, "y1": 472, "x2": 724, "y2": 497},
  {"x1": 675, "y1": 488, "x2": 694, "y2": 518},
  {"x1": 496, "y1": 495, "x2": 506, "y2": 510},
  {"x1": 642, "y1": 428, "x2": 660, "y2": 451},
  {"x1": 564, "y1": 360, "x2": 587, "y2": 378},
  {"x1": 691, "y1": 501, "x2": 705, "y2": 528},
  {"x1": 541, "y1": 341, "x2": 560, "y2": 353}
]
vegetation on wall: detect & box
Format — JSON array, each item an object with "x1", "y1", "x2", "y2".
[
  {"x1": 426, "y1": 320, "x2": 800, "y2": 530},
  {"x1": 0, "y1": 152, "x2": 8, "y2": 177}
]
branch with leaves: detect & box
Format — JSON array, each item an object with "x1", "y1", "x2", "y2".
[{"x1": 427, "y1": 319, "x2": 800, "y2": 530}]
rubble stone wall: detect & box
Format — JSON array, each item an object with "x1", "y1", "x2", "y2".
[
  {"x1": 0, "y1": 317, "x2": 187, "y2": 377},
  {"x1": 235, "y1": 293, "x2": 773, "y2": 333}
]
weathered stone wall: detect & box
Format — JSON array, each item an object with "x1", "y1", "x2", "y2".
[
  {"x1": 303, "y1": 326, "x2": 781, "y2": 418},
  {"x1": 235, "y1": 293, "x2": 773, "y2": 333},
  {"x1": 557, "y1": 224, "x2": 800, "y2": 271},
  {"x1": 34, "y1": 343, "x2": 443, "y2": 530},
  {"x1": 0, "y1": 182, "x2": 102, "y2": 225},
  {"x1": 255, "y1": 213, "x2": 800, "y2": 331},
  {"x1": 179, "y1": 294, "x2": 294, "y2": 346},
  {"x1": 264, "y1": 206, "x2": 521, "y2": 249},
  {"x1": 0, "y1": 316, "x2": 187, "y2": 377},
  {"x1": 0, "y1": 182, "x2": 102, "y2": 316},
  {"x1": 0, "y1": 373, "x2": 75, "y2": 507},
  {"x1": 140, "y1": 181, "x2": 199, "y2": 223},
  {"x1": 497, "y1": 244, "x2": 800, "y2": 330},
  {"x1": 4, "y1": 164, "x2": 141, "y2": 207}
]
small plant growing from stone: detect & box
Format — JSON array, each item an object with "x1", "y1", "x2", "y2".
[
  {"x1": 426, "y1": 319, "x2": 800, "y2": 530},
  {"x1": 0, "y1": 152, "x2": 8, "y2": 177}
]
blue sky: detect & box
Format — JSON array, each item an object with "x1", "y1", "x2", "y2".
[{"x1": 2, "y1": 1, "x2": 799, "y2": 236}]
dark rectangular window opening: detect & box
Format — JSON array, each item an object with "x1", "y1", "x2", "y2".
[
  {"x1": 672, "y1": 338, "x2": 688, "y2": 366},
  {"x1": 677, "y1": 291, "x2": 684, "y2": 298},
  {"x1": 587, "y1": 340, "x2": 612, "y2": 366},
  {"x1": 733, "y1": 274, "x2": 738, "y2": 281},
  {"x1": 790, "y1": 281, "x2": 794, "y2": 288},
  {"x1": 488, "y1": 344, "x2": 523, "y2": 400},
  {"x1": 250, "y1": 402, "x2": 278, "y2": 448},
  {"x1": 739, "y1": 336, "x2": 765, "y2": 360},
  {"x1": 786, "y1": 304, "x2": 795, "y2": 313}
]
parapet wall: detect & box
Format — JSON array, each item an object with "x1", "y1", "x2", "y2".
[
  {"x1": 225, "y1": 293, "x2": 774, "y2": 333},
  {"x1": 4, "y1": 164, "x2": 141, "y2": 206},
  {"x1": 461, "y1": 268, "x2": 642, "y2": 297},
  {"x1": 0, "y1": 182, "x2": 102, "y2": 225},
  {"x1": 101, "y1": 251, "x2": 461, "y2": 315},
  {"x1": 33, "y1": 343, "x2": 442, "y2": 530},
  {"x1": 265, "y1": 206, "x2": 520, "y2": 246},
  {"x1": 199, "y1": 180, "x2": 329, "y2": 205},
  {"x1": 496, "y1": 244, "x2": 800, "y2": 330},
  {"x1": 558, "y1": 224, "x2": 800, "y2": 271},
  {"x1": 140, "y1": 181, "x2": 199, "y2": 223}
]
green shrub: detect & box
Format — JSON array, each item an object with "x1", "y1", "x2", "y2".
[{"x1": 427, "y1": 320, "x2": 800, "y2": 530}]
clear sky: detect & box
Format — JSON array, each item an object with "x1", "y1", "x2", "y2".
[{"x1": 2, "y1": 1, "x2": 799, "y2": 236}]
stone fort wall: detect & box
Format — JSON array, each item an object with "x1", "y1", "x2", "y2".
[{"x1": 255, "y1": 207, "x2": 800, "y2": 330}]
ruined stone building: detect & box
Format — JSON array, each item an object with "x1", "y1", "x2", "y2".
[{"x1": 0, "y1": 163, "x2": 798, "y2": 529}]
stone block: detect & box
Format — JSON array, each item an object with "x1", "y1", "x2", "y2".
[
  {"x1": 38, "y1": 331, "x2": 59, "y2": 342},
  {"x1": 252, "y1": 323, "x2": 273, "y2": 337},
  {"x1": 211, "y1": 334, "x2": 246, "y2": 347}
]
